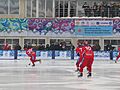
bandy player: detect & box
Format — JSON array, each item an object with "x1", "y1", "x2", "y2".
[
  {"x1": 75, "y1": 41, "x2": 84, "y2": 72},
  {"x1": 25, "y1": 47, "x2": 41, "y2": 67},
  {"x1": 78, "y1": 41, "x2": 94, "y2": 77}
]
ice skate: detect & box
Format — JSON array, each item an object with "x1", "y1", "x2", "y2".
[
  {"x1": 115, "y1": 61, "x2": 117, "y2": 63},
  {"x1": 28, "y1": 63, "x2": 31, "y2": 65},
  {"x1": 32, "y1": 64, "x2": 35, "y2": 67},
  {"x1": 87, "y1": 73, "x2": 92, "y2": 77},
  {"x1": 38, "y1": 59, "x2": 41, "y2": 63},
  {"x1": 75, "y1": 68, "x2": 79, "y2": 72},
  {"x1": 78, "y1": 73, "x2": 83, "y2": 77}
]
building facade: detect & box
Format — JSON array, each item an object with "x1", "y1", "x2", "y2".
[{"x1": 0, "y1": 0, "x2": 120, "y2": 50}]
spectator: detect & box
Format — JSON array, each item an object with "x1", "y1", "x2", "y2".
[
  {"x1": 24, "y1": 43, "x2": 28, "y2": 50},
  {"x1": 93, "y1": 2, "x2": 98, "y2": 17},
  {"x1": 82, "y1": 2, "x2": 90, "y2": 17},
  {"x1": 105, "y1": 43, "x2": 112, "y2": 51},
  {"x1": 92, "y1": 42, "x2": 101, "y2": 51},
  {"x1": 38, "y1": 44, "x2": 45, "y2": 50},
  {"x1": 49, "y1": 43, "x2": 55, "y2": 50},
  {"x1": 80, "y1": 1, "x2": 120, "y2": 17},
  {"x1": 14, "y1": 43, "x2": 21, "y2": 50},
  {"x1": 46, "y1": 44, "x2": 50, "y2": 50},
  {"x1": 3, "y1": 42, "x2": 10, "y2": 50}
]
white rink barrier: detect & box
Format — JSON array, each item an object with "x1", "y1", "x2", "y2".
[
  {"x1": 0, "y1": 50, "x2": 112, "y2": 60},
  {"x1": 0, "y1": 50, "x2": 14, "y2": 59}
]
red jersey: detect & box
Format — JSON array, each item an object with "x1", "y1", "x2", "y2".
[
  {"x1": 30, "y1": 51, "x2": 36, "y2": 60},
  {"x1": 26, "y1": 48, "x2": 32, "y2": 57},
  {"x1": 76, "y1": 47, "x2": 80, "y2": 54},
  {"x1": 83, "y1": 45, "x2": 94, "y2": 58},
  {"x1": 76, "y1": 46, "x2": 86, "y2": 58}
]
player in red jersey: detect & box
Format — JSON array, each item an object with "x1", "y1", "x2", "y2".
[
  {"x1": 75, "y1": 41, "x2": 84, "y2": 72},
  {"x1": 115, "y1": 53, "x2": 120, "y2": 63},
  {"x1": 78, "y1": 41, "x2": 94, "y2": 77},
  {"x1": 29, "y1": 51, "x2": 41, "y2": 66},
  {"x1": 25, "y1": 48, "x2": 41, "y2": 66}
]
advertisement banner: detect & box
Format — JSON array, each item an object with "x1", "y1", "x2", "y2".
[
  {"x1": 113, "y1": 19, "x2": 120, "y2": 35},
  {"x1": 18, "y1": 50, "x2": 52, "y2": 59},
  {"x1": 0, "y1": 50, "x2": 14, "y2": 59},
  {"x1": 75, "y1": 51, "x2": 110, "y2": 60},
  {"x1": 17, "y1": 50, "x2": 29, "y2": 59},
  {"x1": 75, "y1": 19, "x2": 113, "y2": 26},
  {"x1": 113, "y1": 51, "x2": 118, "y2": 60},
  {"x1": 55, "y1": 51, "x2": 71, "y2": 59},
  {"x1": 36, "y1": 51, "x2": 52, "y2": 59},
  {"x1": 94, "y1": 51, "x2": 110, "y2": 60},
  {"x1": 75, "y1": 19, "x2": 113, "y2": 36},
  {"x1": 74, "y1": 51, "x2": 79, "y2": 60},
  {"x1": 75, "y1": 26, "x2": 113, "y2": 36}
]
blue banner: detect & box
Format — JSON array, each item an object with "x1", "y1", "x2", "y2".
[
  {"x1": 0, "y1": 50, "x2": 14, "y2": 59},
  {"x1": 94, "y1": 51, "x2": 110, "y2": 60},
  {"x1": 75, "y1": 26, "x2": 113, "y2": 36},
  {"x1": 113, "y1": 51, "x2": 118, "y2": 60},
  {"x1": 36, "y1": 51, "x2": 52, "y2": 59},
  {"x1": 55, "y1": 51, "x2": 71, "y2": 59},
  {"x1": 0, "y1": 50, "x2": 113, "y2": 60}
]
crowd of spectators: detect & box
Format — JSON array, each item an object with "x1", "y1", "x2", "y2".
[
  {"x1": 24, "y1": 41, "x2": 75, "y2": 51},
  {"x1": 0, "y1": 41, "x2": 117, "y2": 51},
  {"x1": 82, "y1": 1, "x2": 120, "y2": 17}
]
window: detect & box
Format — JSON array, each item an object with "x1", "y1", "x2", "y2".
[
  {"x1": 24, "y1": 39, "x2": 31, "y2": 44},
  {"x1": 50, "y1": 39, "x2": 56, "y2": 44},
  {"x1": 6, "y1": 39, "x2": 12, "y2": 44},
  {"x1": 111, "y1": 40, "x2": 118, "y2": 45},
  {"x1": 0, "y1": 0, "x2": 19, "y2": 14},
  {"x1": 70, "y1": 1, "x2": 76, "y2": 17},
  {"x1": 32, "y1": 39, "x2": 37, "y2": 44},
  {"x1": 32, "y1": 0, "x2": 37, "y2": 17},
  {"x1": 39, "y1": 0, "x2": 45, "y2": 17},
  {"x1": 12, "y1": 39, "x2": 19, "y2": 49},
  {"x1": 27, "y1": 0, "x2": 53, "y2": 17},
  {"x1": 10, "y1": 0, "x2": 19, "y2": 14},
  {"x1": 55, "y1": 0, "x2": 77, "y2": 17},
  {"x1": 55, "y1": 0, "x2": 59, "y2": 17},
  {"x1": 78, "y1": 39, "x2": 99, "y2": 45},
  {"x1": 46, "y1": 0, "x2": 53, "y2": 17},
  {"x1": 24, "y1": 39, "x2": 45, "y2": 46},
  {"x1": 104, "y1": 40, "x2": 110, "y2": 45},
  {"x1": 0, "y1": 39, "x2": 5, "y2": 49},
  {"x1": 50, "y1": 39, "x2": 71, "y2": 45},
  {"x1": 118, "y1": 40, "x2": 120, "y2": 45},
  {"x1": 38, "y1": 39, "x2": 45, "y2": 45},
  {"x1": 93, "y1": 40, "x2": 99, "y2": 44},
  {"x1": 26, "y1": 0, "x2": 31, "y2": 17},
  {"x1": 0, "y1": 39, "x2": 19, "y2": 49},
  {"x1": 26, "y1": 0, "x2": 36, "y2": 17},
  {"x1": 26, "y1": 0, "x2": 77, "y2": 17}
]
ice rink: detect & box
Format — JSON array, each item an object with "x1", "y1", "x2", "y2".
[{"x1": 0, "y1": 59, "x2": 120, "y2": 90}]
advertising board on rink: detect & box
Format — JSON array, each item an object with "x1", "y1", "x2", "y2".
[
  {"x1": 0, "y1": 50, "x2": 14, "y2": 59},
  {"x1": 17, "y1": 50, "x2": 29, "y2": 59},
  {"x1": 36, "y1": 51, "x2": 52, "y2": 59},
  {"x1": 94, "y1": 51, "x2": 110, "y2": 60},
  {"x1": 0, "y1": 50, "x2": 111, "y2": 60},
  {"x1": 55, "y1": 51, "x2": 71, "y2": 59}
]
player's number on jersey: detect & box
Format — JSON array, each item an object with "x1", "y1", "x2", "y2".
[
  {"x1": 79, "y1": 48, "x2": 83, "y2": 52},
  {"x1": 85, "y1": 47, "x2": 91, "y2": 51}
]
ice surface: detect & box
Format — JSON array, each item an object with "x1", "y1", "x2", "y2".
[{"x1": 0, "y1": 59, "x2": 120, "y2": 90}]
